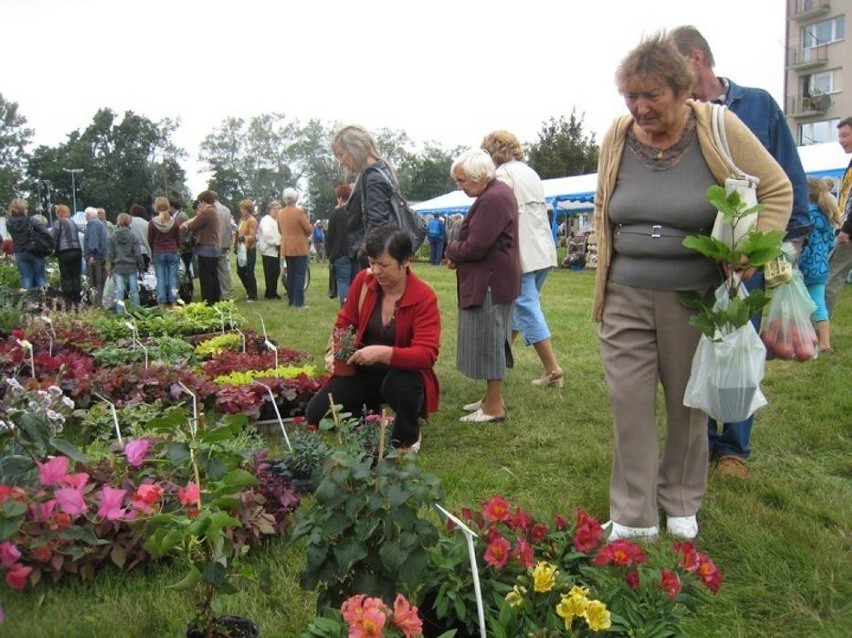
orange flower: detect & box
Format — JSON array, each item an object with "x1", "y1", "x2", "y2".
[{"x1": 392, "y1": 594, "x2": 423, "y2": 638}]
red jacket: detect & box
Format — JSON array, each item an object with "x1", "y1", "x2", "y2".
[{"x1": 336, "y1": 268, "x2": 441, "y2": 416}]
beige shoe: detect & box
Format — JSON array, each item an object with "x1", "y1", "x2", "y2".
[
  {"x1": 531, "y1": 368, "x2": 564, "y2": 388},
  {"x1": 716, "y1": 455, "x2": 748, "y2": 479}
]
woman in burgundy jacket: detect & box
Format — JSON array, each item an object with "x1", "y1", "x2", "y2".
[
  {"x1": 446, "y1": 149, "x2": 520, "y2": 423},
  {"x1": 305, "y1": 226, "x2": 441, "y2": 452}
]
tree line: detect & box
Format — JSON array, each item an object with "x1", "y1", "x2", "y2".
[{"x1": 0, "y1": 92, "x2": 599, "y2": 220}]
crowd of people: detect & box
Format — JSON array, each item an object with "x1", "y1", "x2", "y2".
[{"x1": 3, "y1": 25, "x2": 851, "y2": 544}]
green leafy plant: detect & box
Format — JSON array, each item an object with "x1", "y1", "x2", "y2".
[
  {"x1": 288, "y1": 417, "x2": 443, "y2": 609},
  {"x1": 677, "y1": 186, "x2": 785, "y2": 338},
  {"x1": 331, "y1": 325, "x2": 357, "y2": 360},
  {"x1": 91, "y1": 336, "x2": 194, "y2": 367},
  {"x1": 213, "y1": 364, "x2": 319, "y2": 386},
  {"x1": 195, "y1": 333, "x2": 244, "y2": 359}
]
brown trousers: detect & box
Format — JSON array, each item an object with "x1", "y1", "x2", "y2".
[{"x1": 598, "y1": 282, "x2": 709, "y2": 527}]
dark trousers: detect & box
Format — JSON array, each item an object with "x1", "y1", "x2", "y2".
[
  {"x1": 305, "y1": 368, "x2": 424, "y2": 447},
  {"x1": 88, "y1": 257, "x2": 106, "y2": 307},
  {"x1": 285, "y1": 255, "x2": 308, "y2": 307},
  {"x1": 237, "y1": 247, "x2": 258, "y2": 300},
  {"x1": 262, "y1": 254, "x2": 281, "y2": 299},
  {"x1": 57, "y1": 249, "x2": 83, "y2": 306},
  {"x1": 197, "y1": 255, "x2": 221, "y2": 304}
]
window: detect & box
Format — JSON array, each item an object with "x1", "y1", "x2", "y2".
[
  {"x1": 800, "y1": 118, "x2": 840, "y2": 145},
  {"x1": 802, "y1": 70, "x2": 838, "y2": 95},
  {"x1": 802, "y1": 15, "x2": 845, "y2": 48}
]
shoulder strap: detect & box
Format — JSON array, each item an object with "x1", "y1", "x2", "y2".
[
  {"x1": 358, "y1": 274, "x2": 370, "y2": 314},
  {"x1": 711, "y1": 104, "x2": 759, "y2": 185}
]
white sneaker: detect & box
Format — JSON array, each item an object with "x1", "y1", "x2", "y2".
[
  {"x1": 666, "y1": 515, "x2": 698, "y2": 539},
  {"x1": 605, "y1": 521, "x2": 659, "y2": 541}
]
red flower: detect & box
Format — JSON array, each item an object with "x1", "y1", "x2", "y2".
[
  {"x1": 593, "y1": 539, "x2": 647, "y2": 567},
  {"x1": 482, "y1": 495, "x2": 511, "y2": 523},
  {"x1": 132, "y1": 483, "x2": 164, "y2": 514},
  {"x1": 530, "y1": 523, "x2": 550, "y2": 544},
  {"x1": 484, "y1": 536, "x2": 511, "y2": 569},
  {"x1": 573, "y1": 510, "x2": 604, "y2": 553},
  {"x1": 484, "y1": 525, "x2": 502, "y2": 543},
  {"x1": 31, "y1": 543, "x2": 54, "y2": 563},
  {"x1": 461, "y1": 507, "x2": 473, "y2": 522},
  {"x1": 512, "y1": 538, "x2": 535, "y2": 568},
  {"x1": 696, "y1": 554, "x2": 723, "y2": 593},
  {"x1": 49, "y1": 511, "x2": 73, "y2": 532},
  {"x1": 507, "y1": 507, "x2": 532, "y2": 533},
  {"x1": 178, "y1": 482, "x2": 200, "y2": 507},
  {"x1": 553, "y1": 512, "x2": 569, "y2": 530},
  {"x1": 5, "y1": 563, "x2": 33, "y2": 590},
  {"x1": 673, "y1": 541, "x2": 701, "y2": 572},
  {"x1": 659, "y1": 568, "x2": 682, "y2": 598},
  {"x1": 626, "y1": 569, "x2": 640, "y2": 590}
]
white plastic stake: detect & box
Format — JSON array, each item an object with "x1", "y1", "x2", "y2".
[
  {"x1": 254, "y1": 381, "x2": 291, "y2": 452},
  {"x1": 435, "y1": 504, "x2": 487, "y2": 638},
  {"x1": 176, "y1": 381, "x2": 198, "y2": 437},
  {"x1": 40, "y1": 316, "x2": 56, "y2": 357},
  {"x1": 213, "y1": 306, "x2": 225, "y2": 333},
  {"x1": 16, "y1": 339, "x2": 35, "y2": 378},
  {"x1": 124, "y1": 321, "x2": 137, "y2": 348},
  {"x1": 235, "y1": 327, "x2": 246, "y2": 353},
  {"x1": 92, "y1": 392, "x2": 122, "y2": 444},
  {"x1": 264, "y1": 339, "x2": 278, "y2": 372}
]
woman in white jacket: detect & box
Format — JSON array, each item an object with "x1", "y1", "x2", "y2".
[
  {"x1": 482, "y1": 130, "x2": 563, "y2": 389},
  {"x1": 257, "y1": 200, "x2": 282, "y2": 299}
]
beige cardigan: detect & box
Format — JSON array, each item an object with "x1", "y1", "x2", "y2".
[{"x1": 592, "y1": 100, "x2": 793, "y2": 321}]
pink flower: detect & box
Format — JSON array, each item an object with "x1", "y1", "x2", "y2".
[
  {"x1": 30, "y1": 499, "x2": 58, "y2": 522},
  {"x1": 341, "y1": 594, "x2": 367, "y2": 624},
  {"x1": 60, "y1": 472, "x2": 90, "y2": 490},
  {"x1": 0, "y1": 541, "x2": 21, "y2": 568},
  {"x1": 349, "y1": 606, "x2": 386, "y2": 638},
  {"x1": 484, "y1": 536, "x2": 512, "y2": 569},
  {"x1": 529, "y1": 523, "x2": 550, "y2": 544},
  {"x1": 124, "y1": 439, "x2": 151, "y2": 468},
  {"x1": 482, "y1": 495, "x2": 511, "y2": 523},
  {"x1": 178, "y1": 482, "x2": 200, "y2": 507},
  {"x1": 673, "y1": 541, "x2": 700, "y2": 572},
  {"x1": 5, "y1": 563, "x2": 33, "y2": 590},
  {"x1": 507, "y1": 507, "x2": 532, "y2": 533},
  {"x1": 97, "y1": 486, "x2": 128, "y2": 521},
  {"x1": 512, "y1": 539, "x2": 535, "y2": 568},
  {"x1": 696, "y1": 554, "x2": 723, "y2": 594},
  {"x1": 54, "y1": 486, "x2": 88, "y2": 517},
  {"x1": 553, "y1": 512, "x2": 569, "y2": 530},
  {"x1": 659, "y1": 568, "x2": 682, "y2": 598},
  {"x1": 392, "y1": 594, "x2": 423, "y2": 638},
  {"x1": 37, "y1": 456, "x2": 69, "y2": 486}
]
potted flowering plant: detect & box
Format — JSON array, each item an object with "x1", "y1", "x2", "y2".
[{"x1": 329, "y1": 325, "x2": 357, "y2": 377}]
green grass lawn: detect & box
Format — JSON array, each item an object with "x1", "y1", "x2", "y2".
[{"x1": 2, "y1": 258, "x2": 850, "y2": 638}]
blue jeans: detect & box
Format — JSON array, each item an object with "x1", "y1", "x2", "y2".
[
  {"x1": 285, "y1": 255, "x2": 308, "y2": 307},
  {"x1": 15, "y1": 250, "x2": 46, "y2": 289},
  {"x1": 513, "y1": 269, "x2": 552, "y2": 345},
  {"x1": 152, "y1": 252, "x2": 179, "y2": 304},
  {"x1": 707, "y1": 271, "x2": 764, "y2": 459},
  {"x1": 333, "y1": 256, "x2": 356, "y2": 308},
  {"x1": 429, "y1": 238, "x2": 444, "y2": 265},
  {"x1": 113, "y1": 271, "x2": 139, "y2": 313}
]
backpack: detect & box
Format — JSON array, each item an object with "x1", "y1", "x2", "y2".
[
  {"x1": 427, "y1": 216, "x2": 443, "y2": 240},
  {"x1": 27, "y1": 220, "x2": 55, "y2": 257}
]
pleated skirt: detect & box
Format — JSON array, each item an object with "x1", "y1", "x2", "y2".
[{"x1": 456, "y1": 289, "x2": 514, "y2": 380}]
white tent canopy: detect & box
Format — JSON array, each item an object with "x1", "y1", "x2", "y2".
[{"x1": 410, "y1": 142, "x2": 850, "y2": 217}]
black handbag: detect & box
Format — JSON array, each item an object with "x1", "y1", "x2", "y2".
[{"x1": 371, "y1": 165, "x2": 427, "y2": 252}]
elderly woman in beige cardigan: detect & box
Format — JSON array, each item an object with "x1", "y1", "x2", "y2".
[{"x1": 593, "y1": 33, "x2": 791, "y2": 542}]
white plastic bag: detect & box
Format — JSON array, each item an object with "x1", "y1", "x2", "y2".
[
  {"x1": 101, "y1": 276, "x2": 115, "y2": 309},
  {"x1": 760, "y1": 268, "x2": 818, "y2": 361},
  {"x1": 237, "y1": 243, "x2": 248, "y2": 268},
  {"x1": 684, "y1": 279, "x2": 768, "y2": 422}
]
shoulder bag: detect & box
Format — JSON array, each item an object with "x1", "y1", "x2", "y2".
[
  {"x1": 710, "y1": 104, "x2": 760, "y2": 249},
  {"x1": 369, "y1": 165, "x2": 428, "y2": 253}
]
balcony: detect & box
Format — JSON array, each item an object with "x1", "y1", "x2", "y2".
[
  {"x1": 786, "y1": 43, "x2": 828, "y2": 69},
  {"x1": 788, "y1": 0, "x2": 831, "y2": 21},
  {"x1": 787, "y1": 92, "x2": 833, "y2": 117}
]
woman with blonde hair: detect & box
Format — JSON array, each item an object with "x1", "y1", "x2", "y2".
[
  {"x1": 235, "y1": 198, "x2": 258, "y2": 302},
  {"x1": 331, "y1": 124, "x2": 400, "y2": 266},
  {"x1": 799, "y1": 177, "x2": 840, "y2": 354},
  {"x1": 482, "y1": 130, "x2": 563, "y2": 388},
  {"x1": 148, "y1": 196, "x2": 181, "y2": 306}
]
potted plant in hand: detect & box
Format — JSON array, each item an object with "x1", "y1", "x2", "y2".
[
  {"x1": 677, "y1": 185, "x2": 785, "y2": 422},
  {"x1": 138, "y1": 410, "x2": 262, "y2": 638},
  {"x1": 329, "y1": 325, "x2": 357, "y2": 377}
]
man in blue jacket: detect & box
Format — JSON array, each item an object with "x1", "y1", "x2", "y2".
[
  {"x1": 84, "y1": 207, "x2": 109, "y2": 307},
  {"x1": 671, "y1": 26, "x2": 812, "y2": 479}
]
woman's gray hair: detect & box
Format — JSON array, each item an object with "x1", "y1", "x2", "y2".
[
  {"x1": 451, "y1": 149, "x2": 496, "y2": 184},
  {"x1": 281, "y1": 188, "x2": 300, "y2": 206}
]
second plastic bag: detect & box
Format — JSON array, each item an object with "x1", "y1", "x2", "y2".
[{"x1": 760, "y1": 269, "x2": 818, "y2": 361}]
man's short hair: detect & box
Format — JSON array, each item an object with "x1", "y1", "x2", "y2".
[
  {"x1": 838, "y1": 117, "x2": 852, "y2": 129},
  {"x1": 197, "y1": 191, "x2": 217, "y2": 205},
  {"x1": 85, "y1": 207, "x2": 98, "y2": 220},
  {"x1": 669, "y1": 25, "x2": 715, "y2": 67}
]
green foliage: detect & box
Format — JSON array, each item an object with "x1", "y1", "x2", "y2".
[
  {"x1": 91, "y1": 336, "x2": 194, "y2": 367},
  {"x1": 0, "y1": 286, "x2": 25, "y2": 331},
  {"x1": 282, "y1": 428, "x2": 332, "y2": 478},
  {"x1": 194, "y1": 332, "x2": 243, "y2": 358},
  {"x1": 213, "y1": 364, "x2": 318, "y2": 387},
  {"x1": 93, "y1": 301, "x2": 243, "y2": 340},
  {"x1": 678, "y1": 186, "x2": 785, "y2": 338},
  {"x1": 527, "y1": 109, "x2": 599, "y2": 179},
  {"x1": 0, "y1": 93, "x2": 34, "y2": 204},
  {"x1": 0, "y1": 263, "x2": 22, "y2": 292},
  {"x1": 79, "y1": 400, "x2": 171, "y2": 442},
  {"x1": 289, "y1": 446, "x2": 444, "y2": 609}
]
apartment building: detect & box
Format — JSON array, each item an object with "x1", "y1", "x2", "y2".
[{"x1": 785, "y1": 0, "x2": 851, "y2": 145}]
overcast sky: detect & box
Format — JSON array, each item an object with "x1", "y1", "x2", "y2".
[{"x1": 2, "y1": 0, "x2": 790, "y2": 195}]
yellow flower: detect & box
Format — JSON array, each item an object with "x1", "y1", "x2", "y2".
[
  {"x1": 555, "y1": 593, "x2": 588, "y2": 628},
  {"x1": 585, "y1": 599, "x2": 612, "y2": 632},
  {"x1": 567, "y1": 585, "x2": 590, "y2": 600},
  {"x1": 532, "y1": 561, "x2": 559, "y2": 593},
  {"x1": 506, "y1": 585, "x2": 527, "y2": 608}
]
